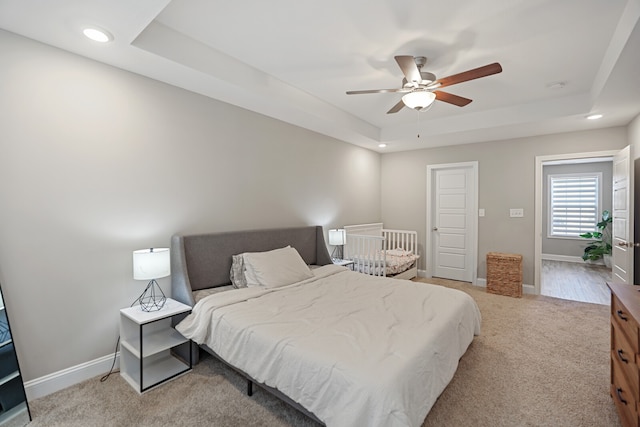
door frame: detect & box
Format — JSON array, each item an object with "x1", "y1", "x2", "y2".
[
  {"x1": 534, "y1": 150, "x2": 619, "y2": 295},
  {"x1": 426, "y1": 161, "x2": 479, "y2": 284}
]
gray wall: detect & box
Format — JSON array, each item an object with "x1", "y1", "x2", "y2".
[
  {"x1": 0, "y1": 31, "x2": 381, "y2": 381},
  {"x1": 381, "y1": 128, "x2": 628, "y2": 285},
  {"x1": 541, "y1": 161, "x2": 613, "y2": 258}
]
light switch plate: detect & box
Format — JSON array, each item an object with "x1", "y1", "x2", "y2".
[
  {"x1": 510, "y1": 208, "x2": 524, "y2": 218},
  {"x1": 479, "y1": 208, "x2": 485, "y2": 217}
]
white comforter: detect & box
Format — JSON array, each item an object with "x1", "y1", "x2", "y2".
[{"x1": 176, "y1": 265, "x2": 481, "y2": 427}]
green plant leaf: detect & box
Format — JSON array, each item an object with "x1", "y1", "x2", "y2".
[{"x1": 581, "y1": 209, "x2": 613, "y2": 262}]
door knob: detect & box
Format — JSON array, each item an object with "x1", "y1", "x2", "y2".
[{"x1": 432, "y1": 227, "x2": 438, "y2": 231}]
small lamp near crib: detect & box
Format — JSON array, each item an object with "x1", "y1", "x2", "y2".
[
  {"x1": 328, "y1": 229, "x2": 346, "y2": 261},
  {"x1": 133, "y1": 247, "x2": 170, "y2": 312}
]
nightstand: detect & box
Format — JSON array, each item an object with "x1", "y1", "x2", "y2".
[
  {"x1": 119, "y1": 298, "x2": 192, "y2": 393},
  {"x1": 332, "y1": 259, "x2": 354, "y2": 269}
]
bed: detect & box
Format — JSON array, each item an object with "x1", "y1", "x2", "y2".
[
  {"x1": 343, "y1": 223, "x2": 419, "y2": 279},
  {"x1": 171, "y1": 225, "x2": 481, "y2": 427}
]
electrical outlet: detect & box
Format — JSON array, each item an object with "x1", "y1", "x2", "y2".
[{"x1": 510, "y1": 208, "x2": 524, "y2": 218}]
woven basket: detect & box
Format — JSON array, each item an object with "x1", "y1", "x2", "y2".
[{"x1": 486, "y1": 252, "x2": 523, "y2": 298}]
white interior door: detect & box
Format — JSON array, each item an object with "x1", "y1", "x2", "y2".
[
  {"x1": 427, "y1": 162, "x2": 478, "y2": 283},
  {"x1": 612, "y1": 145, "x2": 633, "y2": 284}
]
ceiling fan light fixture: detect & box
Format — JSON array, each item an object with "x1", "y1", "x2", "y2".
[{"x1": 402, "y1": 91, "x2": 436, "y2": 111}]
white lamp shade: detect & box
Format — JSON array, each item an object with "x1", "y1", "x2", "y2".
[
  {"x1": 133, "y1": 248, "x2": 170, "y2": 280},
  {"x1": 402, "y1": 91, "x2": 436, "y2": 111},
  {"x1": 328, "y1": 229, "x2": 346, "y2": 246}
]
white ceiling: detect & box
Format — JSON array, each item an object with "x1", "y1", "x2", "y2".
[{"x1": 1, "y1": 0, "x2": 639, "y2": 153}]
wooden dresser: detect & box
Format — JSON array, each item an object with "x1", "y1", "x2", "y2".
[{"x1": 608, "y1": 282, "x2": 640, "y2": 427}]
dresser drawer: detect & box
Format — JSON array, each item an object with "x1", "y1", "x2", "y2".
[
  {"x1": 609, "y1": 283, "x2": 640, "y2": 427},
  {"x1": 611, "y1": 367, "x2": 638, "y2": 427},
  {"x1": 613, "y1": 320, "x2": 640, "y2": 398},
  {"x1": 613, "y1": 294, "x2": 640, "y2": 351}
]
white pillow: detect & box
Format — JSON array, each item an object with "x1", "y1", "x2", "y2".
[
  {"x1": 242, "y1": 246, "x2": 313, "y2": 288},
  {"x1": 242, "y1": 246, "x2": 294, "y2": 287}
]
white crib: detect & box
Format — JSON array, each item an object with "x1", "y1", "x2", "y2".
[{"x1": 343, "y1": 223, "x2": 419, "y2": 280}]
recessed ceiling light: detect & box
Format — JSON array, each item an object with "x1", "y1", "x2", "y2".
[
  {"x1": 83, "y1": 27, "x2": 113, "y2": 43},
  {"x1": 378, "y1": 143, "x2": 387, "y2": 148},
  {"x1": 586, "y1": 114, "x2": 603, "y2": 120}
]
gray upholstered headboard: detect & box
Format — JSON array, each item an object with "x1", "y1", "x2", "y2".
[{"x1": 171, "y1": 225, "x2": 332, "y2": 307}]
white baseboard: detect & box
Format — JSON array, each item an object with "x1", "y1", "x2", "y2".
[
  {"x1": 542, "y1": 253, "x2": 585, "y2": 264},
  {"x1": 542, "y1": 253, "x2": 606, "y2": 266},
  {"x1": 24, "y1": 352, "x2": 119, "y2": 400}
]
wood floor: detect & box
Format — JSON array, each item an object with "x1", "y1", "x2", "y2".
[{"x1": 540, "y1": 259, "x2": 611, "y2": 305}]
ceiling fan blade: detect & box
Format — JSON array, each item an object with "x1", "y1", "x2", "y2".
[
  {"x1": 346, "y1": 88, "x2": 410, "y2": 95},
  {"x1": 436, "y1": 63, "x2": 502, "y2": 89},
  {"x1": 434, "y1": 91, "x2": 473, "y2": 107},
  {"x1": 387, "y1": 99, "x2": 405, "y2": 114},
  {"x1": 395, "y1": 55, "x2": 422, "y2": 85}
]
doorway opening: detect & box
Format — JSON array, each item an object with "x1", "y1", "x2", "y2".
[{"x1": 535, "y1": 151, "x2": 616, "y2": 305}]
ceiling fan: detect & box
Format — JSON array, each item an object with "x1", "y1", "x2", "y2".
[{"x1": 346, "y1": 56, "x2": 502, "y2": 114}]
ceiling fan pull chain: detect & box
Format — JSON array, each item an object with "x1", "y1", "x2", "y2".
[{"x1": 417, "y1": 111, "x2": 420, "y2": 138}]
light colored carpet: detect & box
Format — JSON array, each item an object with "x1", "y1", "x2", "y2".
[{"x1": 25, "y1": 279, "x2": 621, "y2": 427}]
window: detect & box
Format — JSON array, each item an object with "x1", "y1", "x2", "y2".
[{"x1": 548, "y1": 173, "x2": 601, "y2": 238}]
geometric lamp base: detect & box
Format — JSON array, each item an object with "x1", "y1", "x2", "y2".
[
  {"x1": 136, "y1": 279, "x2": 166, "y2": 312},
  {"x1": 331, "y1": 245, "x2": 344, "y2": 261}
]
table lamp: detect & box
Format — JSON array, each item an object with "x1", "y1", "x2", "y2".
[
  {"x1": 328, "y1": 229, "x2": 346, "y2": 260},
  {"x1": 133, "y1": 247, "x2": 170, "y2": 312}
]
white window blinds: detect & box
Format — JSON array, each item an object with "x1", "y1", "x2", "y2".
[{"x1": 549, "y1": 173, "x2": 601, "y2": 237}]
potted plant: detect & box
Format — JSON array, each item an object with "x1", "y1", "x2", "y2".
[{"x1": 580, "y1": 210, "x2": 612, "y2": 266}]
